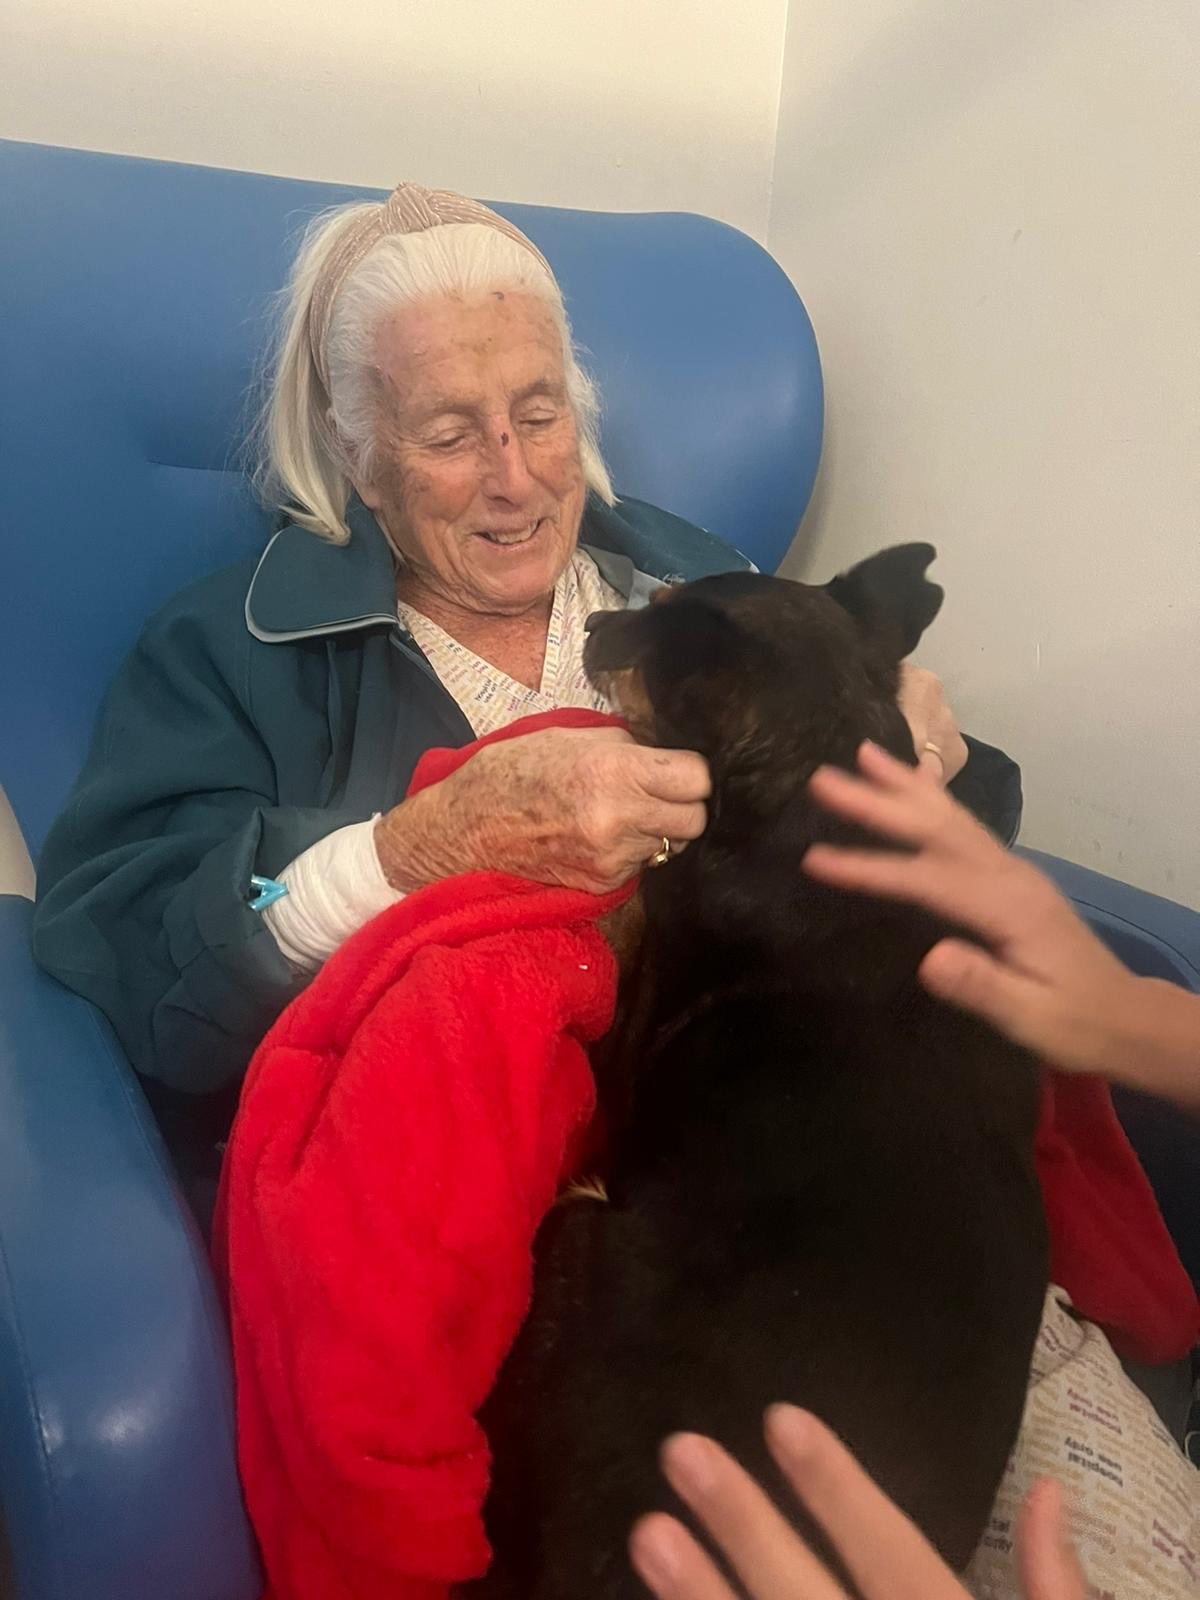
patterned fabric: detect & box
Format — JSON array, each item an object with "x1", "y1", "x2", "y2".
[
  {"x1": 397, "y1": 550, "x2": 624, "y2": 739},
  {"x1": 966, "y1": 1287, "x2": 1199, "y2": 1600}
]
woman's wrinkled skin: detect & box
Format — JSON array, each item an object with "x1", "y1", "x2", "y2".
[{"x1": 357, "y1": 293, "x2": 587, "y2": 644}]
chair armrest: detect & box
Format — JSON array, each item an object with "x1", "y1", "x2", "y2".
[
  {"x1": 1018, "y1": 853, "x2": 1200, "y2": 1292},
  {"x1": 0, "y1": 895, "x2": 260, "y2": 1600},
  {"x1": 1018, "y1": 848, "x2": 1200, "y2": 991}
]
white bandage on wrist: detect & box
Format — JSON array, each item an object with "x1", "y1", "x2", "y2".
[{"x1": 262, "y1": 817, "x2": 404, "y2": 972}]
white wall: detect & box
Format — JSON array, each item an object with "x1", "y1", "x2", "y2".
[
  {"x1": 769, "y1": 0, "x2": 1200, "y2": 906},
  {"x1": 2, "y1": 0, "x2": 788, "y2": 241}
]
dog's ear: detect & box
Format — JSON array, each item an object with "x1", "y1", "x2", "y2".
[{"x1": 822, "y1": 543, "x2": 943, "y2": 659}]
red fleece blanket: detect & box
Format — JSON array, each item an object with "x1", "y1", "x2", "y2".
[
  {"x1": 216, "y1": 710, "x2": 1198, "y2": 1600},
  {"x1": 1036, "y1": 1073, "x2": 1198, "y2": 1362}
]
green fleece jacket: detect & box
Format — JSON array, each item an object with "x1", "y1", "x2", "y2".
[{"x1": 31, "y1": 495, "x2": 757, "y2": 1095}]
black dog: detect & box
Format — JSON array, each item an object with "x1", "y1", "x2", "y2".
[{"x1": 474, "y1": 546, "x2": 1048, "y2": 1598}]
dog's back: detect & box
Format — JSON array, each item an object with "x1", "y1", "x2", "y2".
[
  {"x1": 480, "y1": 957, "x2": 1044, "y2": 1596},
  {"x1": 476, "y1": 551, "x2": 1048, "y2": 1597}
]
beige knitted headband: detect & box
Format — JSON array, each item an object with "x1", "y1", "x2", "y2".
[{"x1": 306, "y1": 180, "x2": 557, "y2": 395}]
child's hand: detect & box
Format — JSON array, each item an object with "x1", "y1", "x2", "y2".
[
  {"x1": 803, "y1": 741, "x2": 1145, "y2": 1081},
  {"x1": 629, "y1": 1406, "x2": 1085, "y2": 1600}
]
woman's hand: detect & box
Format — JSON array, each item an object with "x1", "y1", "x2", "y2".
[
  {"x1": 629, "y1": 1406, "x2": 1085, "y2": 1600},
  {"x1": 897, "y1": 665, "x2": 968, "y2": 785},
  {"x1": 374, "y1": 725, "x2": 710, "y2": 895},
  {"x1": 803, "y1": 743, "x2": 1200, "y2": 1105}
]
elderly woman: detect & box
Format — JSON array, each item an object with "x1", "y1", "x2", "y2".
[
  {"x1": 30, "y1": 183, "x2": 1192, "y2": 1600},
  {"x1": 32, "y1": 181, "x2": 973, "y2": 1113}
]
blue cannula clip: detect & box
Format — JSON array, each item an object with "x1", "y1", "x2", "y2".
[{"x1": 248, "y1": 874, "x2": 289, "y2": 912}]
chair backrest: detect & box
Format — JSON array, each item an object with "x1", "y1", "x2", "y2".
[{"x1": 0, "y1": 139, "x2": 822, "y2": 858}]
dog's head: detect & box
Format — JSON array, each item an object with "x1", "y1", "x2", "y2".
[{"x1": 584, "y1": 544, "x2": 943, "y2": 824}]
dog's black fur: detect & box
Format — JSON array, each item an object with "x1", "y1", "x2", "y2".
[{"x1": 473, "y1": 547, "x2": 1048, "y2": 1599}]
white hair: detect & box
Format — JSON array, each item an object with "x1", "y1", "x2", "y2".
[{"x1": 250, "y1": 205, "x2": 615, "y2": 544}]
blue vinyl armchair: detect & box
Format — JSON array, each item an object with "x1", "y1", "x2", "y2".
[{"x1": 1, "y1": 139, "x2": 1196, "y2": 1600}]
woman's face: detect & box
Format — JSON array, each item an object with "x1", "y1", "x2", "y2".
[{"x1": 355, "y1": 290, "x2": 587, "y2": 619}]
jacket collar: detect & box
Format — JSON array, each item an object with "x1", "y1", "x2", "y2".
[
  {"x1": 245, "y1": 494, "x2": 653, "y2": 643},
  {"x1": 245, "y1": 499, "x2": 398, "y2": 643}
]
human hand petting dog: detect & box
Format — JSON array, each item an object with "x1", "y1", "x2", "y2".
[
  {"x1": 375, "y1": 725, "x2": 710, "y2": 894},
  {"x1": 629, "y1": 1407, "x2": 1085, "y2": 1600},
  {"x1": 896, "y1": 665, "x2": 968, "y2": 785},
  {"x1": 803, "y1": 743, "x2": 1200, "y2": 1108}
]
